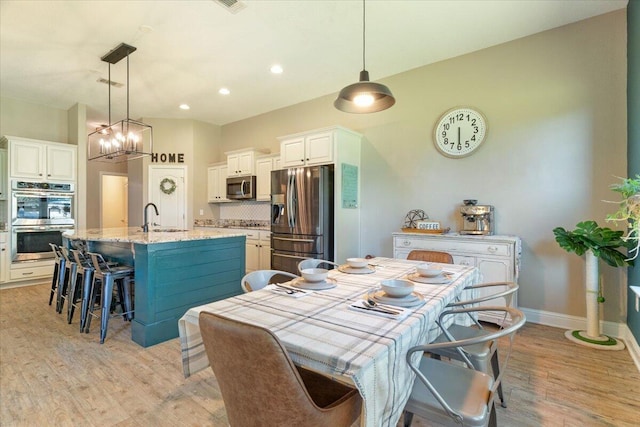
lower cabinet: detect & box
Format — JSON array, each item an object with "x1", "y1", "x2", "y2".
[
  {"x1": 0, "y1": 233, "x2": 6, "y2": 283},
  {"x1": 393, "y1": 232, "x2": 521, "y2": 324},
  {"x1": 245, "y1": 230, "x2": 271, "y2": 273}
]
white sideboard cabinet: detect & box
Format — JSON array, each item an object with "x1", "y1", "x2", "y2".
[{"x1": 393, "y1": 232, "x2": 521, "y2": 324}]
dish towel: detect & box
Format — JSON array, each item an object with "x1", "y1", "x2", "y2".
[
  {"x1": 265, "y1": 284, "x2": 313, "y2": 298},
  {"x1": 348, "y1": 300, "x2": 411, "y2": 320}
]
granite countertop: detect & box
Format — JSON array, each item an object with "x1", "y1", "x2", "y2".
[{"x1": 64, "y1": 227, "x2": 247, "y2": 244}]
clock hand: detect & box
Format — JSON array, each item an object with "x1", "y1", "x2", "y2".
[{"x1": 458, "y1": 127, "x2": 460, "y2": 145}]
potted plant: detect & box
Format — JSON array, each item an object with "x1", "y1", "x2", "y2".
[{"x1": 553, "y1": 175, "x2": 638, "y2": 350}]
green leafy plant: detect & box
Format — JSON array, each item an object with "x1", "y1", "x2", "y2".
[
  {"x1": 605, "y1": 175, "x2": 640, "y2": 260},
  {"x1": 553, "y1": 220, "x2": 634, "y2": 268}
]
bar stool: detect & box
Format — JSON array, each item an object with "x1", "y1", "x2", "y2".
[
  {"x1": 84, "y1": 252, "x2": 135, "y2": 344},
  {"x1": 48, "y1": 243, "x2": 66, "y2": 309},
  {"x1": 67, "y1": 249, "x2": 94, "y2": 328},
  {"x1": 56, "y1": 247, "x2": 78, "y2": 314}
]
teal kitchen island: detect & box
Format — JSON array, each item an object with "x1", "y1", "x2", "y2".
[{"x1": 63, "y1": 228, "x2": 246, "y2": 347}]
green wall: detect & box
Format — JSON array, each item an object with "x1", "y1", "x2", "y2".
[{"x1": 627, "y1": 0, "x2": 640, "y2": 344}]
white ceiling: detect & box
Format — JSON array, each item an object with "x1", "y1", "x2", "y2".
[{"x1": 0, "y1": 0, "x2": 628, "y2": 130}]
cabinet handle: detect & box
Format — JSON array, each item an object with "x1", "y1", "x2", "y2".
[
  {"x1": 403, "y1": 240, "x2": 410, "y2": 247},
  {"x1": 22, "y1": 271, "x2": 34, "y2": 275},
  {"x1": 487, "y1": 246, "x2": 498, "y2": 253}
]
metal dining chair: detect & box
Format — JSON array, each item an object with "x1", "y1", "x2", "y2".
[
  {"x1": 240, "y1": 269, "x2": 299, "y2": 293},
  {"x1": 199, "y1": 311, "x2": 362, "y2": 427},
  {"x1": 428, "y1": 281, "x2": 519, "y2": 408},
  {"x1": 407, "y1": 250, "x2": 454, "y2": 264},
  {"x1": 403, "y1": 306, "x2": 526, "y2": 427}
]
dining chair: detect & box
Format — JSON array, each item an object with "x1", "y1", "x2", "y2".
[
  {"x1": 429, "y1": 281, "x2": 519, "y2": 408},
  {"x1": 403, "y1": 306, "x2": 525, "y2": 427},
  {"x1": 240, "y1": 269, "x2": 299, "y2": 292},
  {"x1": 48, "y1": 243, "x2": 66, "y2": 309},
  {"x1": 297, "y1": 258, "x2": 339, "y2": 272},
  {"x1": 199, "y1": 311, "x2": 362, "y2": 427},
  {"x1": 407, "y1": 250, "x2": 454, "y2": 264}
]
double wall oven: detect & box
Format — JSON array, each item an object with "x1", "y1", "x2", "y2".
[{"x1": 11, "y1": 180, "x2": 75, "y2": 263}]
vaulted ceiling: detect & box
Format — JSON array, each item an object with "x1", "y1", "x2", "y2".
[{"x1": 0, "y1": 0, "x2": 628, "y2": 129}]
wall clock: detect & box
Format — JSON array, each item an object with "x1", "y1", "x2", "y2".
[{"x1": 433, "y1": 107, "x2": 488, "y2": 158}]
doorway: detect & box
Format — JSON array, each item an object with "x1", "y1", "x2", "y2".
[{"x1": 101, "y1": 173, "x2": 128, "y2": 228}]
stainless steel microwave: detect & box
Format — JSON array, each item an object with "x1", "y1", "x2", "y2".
[{"x1": 226, "y1": 176, "x2": 256, "y2": 200}]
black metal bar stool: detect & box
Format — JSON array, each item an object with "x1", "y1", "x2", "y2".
[
  {"x1": 56, "y1": 247, "x2": 77, "y2": 314},
  {"x1": 48, "y1": 243, "x2": 66, "y2": 308},
  {"x1": 67, "y1": 248, "x2": 95, "y2": 328},
  {"x1": 84, "y1": 252, "x2": 135, "y2": 344}
]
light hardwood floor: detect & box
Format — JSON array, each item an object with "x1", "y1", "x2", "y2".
[{"x1": 1, "y1": 283, "x2": 639, "y2": 426}]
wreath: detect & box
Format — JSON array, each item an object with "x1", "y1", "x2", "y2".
[{"x1": 160, "y1": 178, "x2": 177, "y2": 195}]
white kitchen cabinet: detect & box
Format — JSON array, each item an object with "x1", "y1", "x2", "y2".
[
  {"x1": 207, "y1": 164, "x2": 229, "y2": 203},
  {"x1": 0, "y1": 233, "x2": 7, "y2": 283},
  {"x1": 279, "y1": 130, "x2": 334, "y2": 168},
  {"x1": 226, "y1": 148, "x2": 269, "y2": 177},
  {"x1": 8, "y1": 137, "x2": 76, "y2": 181},
  {"x1": 245, "y1": 229, "x2": 271, "y2": 272},
  {"x1": 393, "y1": 232, "x2": 521, "y2": 325},
  {"x1": 255, "y1": 154, "x2": 280, "y2": 201},
  {"x1": 0, "y1": 149, "x2": 6, "y2": 200}
]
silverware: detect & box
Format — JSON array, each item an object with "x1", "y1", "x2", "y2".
[
  {"x1": 352, "y1": 305, "x2": 400, "y2": 315},
  {"x1": 365, "y1": 298, "x2": 401, "y2": 313},
  {"x1": 274, "y1": 283, "x2": 304, "y2": 293}
]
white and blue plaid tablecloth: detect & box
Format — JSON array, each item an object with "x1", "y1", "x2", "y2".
[{"x1": 178, "y1": 257, "x2": 480, "y2": 427}]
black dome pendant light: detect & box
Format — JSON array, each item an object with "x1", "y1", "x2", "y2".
[{"x1": 334, "y1": 0, "x2": 395, "y2": 113}]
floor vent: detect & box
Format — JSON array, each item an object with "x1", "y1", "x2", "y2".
[
  {"x1": 97, "y1": 78, "x2": 124, "y2": 88},
  {"x1": 212, "y1": 0, "x2": 247, "y2": 14}
]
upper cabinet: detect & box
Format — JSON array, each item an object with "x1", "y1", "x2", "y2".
[
  {"x1": 207, "y1": 163, "x2": 230, "y2": 203},
  {"x1": 255, "y1": 154, "x2": 280, "y2": 202},
  {"x1": 226, "y1": 148, "x2": 269, "y2": 177},
  {"x1": 279, "y1": 130, "x2": 334, "y2": 168},
  {"x1": 0, "y1": 149, "x2": 6, "y2": 200},
  {"x1": 8, "y1": 137, "x2": 76, "y2": 181}
]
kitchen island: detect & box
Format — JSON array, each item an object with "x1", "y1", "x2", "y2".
[{"x1": 63, "y1": 227, "x2": 246, "y2": 347}]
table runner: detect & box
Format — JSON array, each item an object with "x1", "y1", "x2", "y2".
[{"x1": 179, "y1": 257, "x2": 480, "y2": 427}]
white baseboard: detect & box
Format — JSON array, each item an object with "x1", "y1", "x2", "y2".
[{"x1": 520, "y1": 307, "x2": 640, "y2": 372}]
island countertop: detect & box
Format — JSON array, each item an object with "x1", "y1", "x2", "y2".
[{"x1": 63, "y1": 227, "x2": 246, "y2": 244}]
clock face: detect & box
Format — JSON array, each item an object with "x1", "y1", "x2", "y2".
[{"x1": 433, "y1": 107, "x2": 487, "y2": 158}]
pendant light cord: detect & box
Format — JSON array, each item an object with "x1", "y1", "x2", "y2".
[{"x1": 362, "y1": 0, "x2": 366, "y2": 71}]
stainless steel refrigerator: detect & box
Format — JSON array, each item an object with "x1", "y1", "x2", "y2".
[{"x1": 270, "y1": 165, "x2": 334, "y2": 274}]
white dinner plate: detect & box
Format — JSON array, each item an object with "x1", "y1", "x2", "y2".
[
  {"x1": 338, "y1": 265, "x2": 375, "y2": 274},
  {"x1": 292, "y1": 277, "x2": 337, "y2": 290},
  {"x1": 371, "y1": 290, "x2": 425, "y2": 308},
  {"x1": 406, "y1": 273, "x2": 451, "y2": 285}
]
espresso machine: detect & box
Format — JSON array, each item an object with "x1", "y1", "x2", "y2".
[{"x1": 460, "y1": 199, "x2": 494, "y2": 235}]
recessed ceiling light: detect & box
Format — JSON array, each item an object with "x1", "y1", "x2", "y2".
[
  {"x1": 270, "y1": 64, "x2": 283, "y2": 74},
  {"x1": 219, "y1": 88, "x2": 230, "y2": 95},
  {"x1": 179, "y1": 104, "x2": 190, "y2": 110}
]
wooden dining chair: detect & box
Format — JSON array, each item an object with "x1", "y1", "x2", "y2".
[
  {"x1": 240, "y1": 269, "x2": 299, "y2": 292},
  {"x1": 199, "y1": 312, "x2": 362, "y2": 427},
  {"x1": 403, "y1": 306, "x2": 525, "y2": 427},
  {"x1": 429, "y1": 282, "x2": 519, "y2": 408},
  {"x1": 407, "y1": 250, "x2": 454, "y2": 264}
]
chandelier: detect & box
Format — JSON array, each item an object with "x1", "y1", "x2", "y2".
[{"x1": 88, "y1": 43, "x2": 153, "y2": 162}]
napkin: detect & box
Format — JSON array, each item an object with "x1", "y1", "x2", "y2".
[
  {"x1": 265, "y1": 284, "x2": 312, "y2": 298},
  {"x1": 348, "y1": 300, "x2": 411, "y2": 320}
]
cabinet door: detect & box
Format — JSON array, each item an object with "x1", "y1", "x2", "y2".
[
  {"x1": 0, "y1": 235, "x2": 6, "y2": 283},
  {"x1": 255, "y1": 158, "x2": 273, "y2": 201},
  {"x1": 246, "y1": 241, "x2": 260, "y2": 272},
  {"x1": 259, "y1": 242, "x2": 271, "y2": 270},
  {"x1": 10, "y1": 140, "x2": 44, "y2": 179},
  {"x1": 218, "y1": 165, "x2": 229, "y2": 202},
  {"x1": 0, "y1": 150, "x2": 6, "y2": 200},
  {"x1": 280, "y1": 137, "x2": 306, "y2": 168},
  {"x1": 238, "y1": 152, "x2": 254, "y2": 175},
  {"x1": 227, "y1": 154, "x2": 240, "y2": 176},
  {"x1": 305, "y1": 131, "x2": 333, "y2": 166},
  {"x1": 207, "y1": 167, "x2": 217, "y2": 202},
  {"x1": 46, "y1": 144, "x2": 76, "y2": 181}
]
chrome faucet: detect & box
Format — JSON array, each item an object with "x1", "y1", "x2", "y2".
[{"x1": 142, "y1": 202, "x2": 159, "y2": 232}]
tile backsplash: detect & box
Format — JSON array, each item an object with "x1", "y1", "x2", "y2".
[{"x1": 194, "y1": 201, "x2": 270, "y2": 228}]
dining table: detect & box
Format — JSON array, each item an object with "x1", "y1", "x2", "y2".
[{"x1": 178, "y1": 257, "x2": 481, "y2": 427}]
